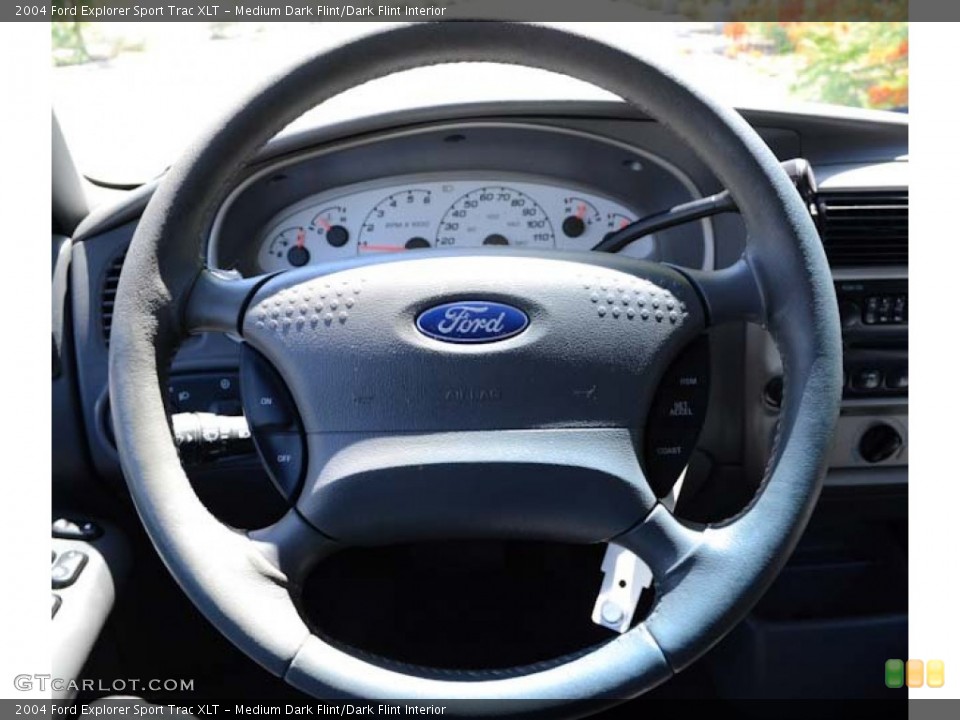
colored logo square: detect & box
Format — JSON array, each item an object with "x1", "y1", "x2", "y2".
[
  {"x1": 927, "y1": 660, "x2": 945, "y2": 688},
  {"x1": 886, "y1": 659, "x2": 904, "y2": 688},
  {"x1": 906, "y1": 659, "x2": 924, "y2": 688}
]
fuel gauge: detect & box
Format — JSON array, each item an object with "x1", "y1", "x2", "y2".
[
  {"x1": 606, "y1": 211, "x2": 656, "y2": 259},
  {"x1": 267, "y1": 227, "x2": 314, "y2": 268},
  {"x1": 561, "y1": 197, "x2": 602, "y2": 238},
  {"x1": 605, "y1": 212, "x2": 634, "y2": 239}
]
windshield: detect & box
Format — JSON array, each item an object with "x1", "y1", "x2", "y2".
[{"x1": 52, "y1": 21, "x2": 908, "y2": 185}]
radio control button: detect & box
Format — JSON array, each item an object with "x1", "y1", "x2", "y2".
[
  {"x1": 893, "y1": 295, "x2": 907, "y2": 323},
  {"x1": 886, "y1": 367, "x2": 908, "y2": 390},
  {"x1": 852, "y1": 368, "x2": 883, "y2": 391},
  {"x1": 839, "y1": 302, "x2": 861, "y2": 327}
]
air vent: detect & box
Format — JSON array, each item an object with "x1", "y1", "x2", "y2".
[
  {"x1": 817, "y1": 192, "x2": 908, "y2": 267},
  {"x1": 100, "y1": 250, "x2": 126, "y2": 346}
]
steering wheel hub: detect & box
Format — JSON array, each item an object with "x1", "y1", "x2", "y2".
[{"x1": 244, "y1": 253, "x2": 702, "y2": 435}]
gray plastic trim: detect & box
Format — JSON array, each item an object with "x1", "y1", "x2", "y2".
[{"x1": 51, "y1": 521, "x2": 130, "y2": 701}]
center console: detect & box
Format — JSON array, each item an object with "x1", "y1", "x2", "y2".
[{"x1": 746, "y1": 270, "x2": 908, "y2": 484}]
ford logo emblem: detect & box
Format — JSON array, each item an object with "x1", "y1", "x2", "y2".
[{"x1": 416, "y1": 301, "x2": 529, "y2": 344}]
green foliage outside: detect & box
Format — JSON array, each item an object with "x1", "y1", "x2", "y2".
[
  {"x1": 51, "y1": 0, "x2": 91, "y2": 66},
  {"x1": 50, "y1": 18, "x2": 908, "y2": 110},
  {"x1": 729, "y1": 22, "x2": 909, "y2": 109},
  {"x1": 51, "y1": 0, "x2": 145, "y2": 66}
]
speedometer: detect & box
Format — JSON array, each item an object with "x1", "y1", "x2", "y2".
[{"x1": 437, "y1": 186, "x2": 555, "y2": 249}]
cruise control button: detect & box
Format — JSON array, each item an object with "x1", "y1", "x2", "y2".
[
  {"x1": 644, "y1": 434, "x2": 694, "y2": 496},
  {"x1": 255, "y1": 433, "x2": 305, "y2": 500},
  {"x1": 51, "y1": 550, "x2": 88, "y2": 589},
  {"x1": 240, "y1": 348, "x2": 297, "y2": 430},
  {"x1": 650, "y1": 389, "x2": 706, "y2": 428},
  {"x1": 852, "y1": 369, "x2": 883, "y2": 391}
]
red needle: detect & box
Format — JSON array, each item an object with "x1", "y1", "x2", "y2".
[
  {"x1": 315, "y1": 217, "x2": 331, "y2": 232},
  {"x1": 576, "y1": 203, "x2": 587, "y2": 219},
  {"x1": 296, "y1": 229, "x2": 306, "y2": 247},
  {"x1": 359, "y1": 244, "x2": 406, "y2": 253}
]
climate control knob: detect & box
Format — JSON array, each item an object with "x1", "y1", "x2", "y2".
[{"x1": 858, "y1": 423, "x2": 903, "y2": 464}]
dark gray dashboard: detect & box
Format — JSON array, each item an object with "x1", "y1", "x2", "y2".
[{"x1": 64, "y1": 100, "x2": 908, "y2": 501}]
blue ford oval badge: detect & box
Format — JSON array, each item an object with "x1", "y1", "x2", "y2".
[{"x1": 416, "y1": 301, "x2": 529, "y2": 344}]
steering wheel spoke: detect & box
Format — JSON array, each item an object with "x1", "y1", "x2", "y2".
[
  {"x1": 249, "y1": 509, "x2": 340, "y2": 588},
  {"x1": 295, "y1": 428, "x2": 657, "y2": 547},
  {"x1": 679, "y1": 257, "x2": 766, "y2": 328},
  {"x1": 182, "y1": 267, "x2": 269, "y2": 336},
  {"x1": 615, "y1": 504, "x2": 704, "y2": 583}
]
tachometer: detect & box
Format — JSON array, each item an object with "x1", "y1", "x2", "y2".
[
  {"x1": 437, "y1": 186, "x2": 555, "y2": 248},
  {"x1": 358, "y1": 189, "x2": 435, "y2": 254}
]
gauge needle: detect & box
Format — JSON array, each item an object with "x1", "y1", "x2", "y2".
[
  {"x1": 576, "y1": 203, "x2": 587, "y2": 219},
  {"x1": 315, "y1": 218, "x2": 331, "y2": 232},
  {"x1": 296, "y1": 229, "x2": 306, "y2": 247},
  {"x1": 359, "y1": 244, "x2": 406, "y2": 253}
]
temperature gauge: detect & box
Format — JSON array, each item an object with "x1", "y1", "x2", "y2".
[{"x1": 310, "y1": 205, "x2": 350, "y2": 248}]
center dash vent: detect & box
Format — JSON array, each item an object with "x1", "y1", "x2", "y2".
[
  {"x1": 100, "y1": 250, "x2": 127, "y2": 346},
  {"x1": 816, "y1": 192, "x2": 908, "y2": 267}
]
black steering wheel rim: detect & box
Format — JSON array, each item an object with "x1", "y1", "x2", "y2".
[{"x1": 109, "y1": 21, "x2": 842, "y2": 713}]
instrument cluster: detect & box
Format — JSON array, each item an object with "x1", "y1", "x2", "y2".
[{"x1": 253, "y1": 175, "x2": 649, "y2": 273}]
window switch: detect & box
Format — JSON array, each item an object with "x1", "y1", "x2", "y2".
[{"x1": 51, "y1": 550, "x2": 87, "y2": 589}]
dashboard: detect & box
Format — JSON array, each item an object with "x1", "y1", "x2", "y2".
[
  {"x1": 62, "y1": 102, "x2": 908, "y2": 509},
  {"x1": 208, "y1": 121, "x2": 718, "y2": 277},
  {"x1": 52, "y1": 97, "x2": 910, "y2": 704},
  {"x1": 250, "y1": 175, "x2": 646, "y2": 272}
]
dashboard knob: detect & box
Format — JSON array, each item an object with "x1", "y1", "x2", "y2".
[{"x1": 858, "y1": 423, "x2": 903, "y2": 464}]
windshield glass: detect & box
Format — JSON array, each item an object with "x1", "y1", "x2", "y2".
[{"x1": 52, "y1": 21, "x2": 908, "y2": 185}]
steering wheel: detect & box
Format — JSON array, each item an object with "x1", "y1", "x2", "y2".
[{"x1": 109, "y1": 22, "x2": 841, "y2": 713}]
